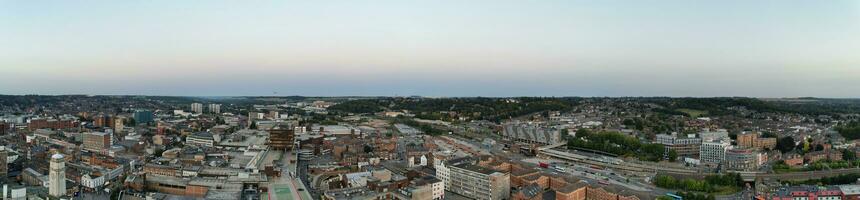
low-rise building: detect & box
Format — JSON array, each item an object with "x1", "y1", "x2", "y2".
[
  {"x1": 186, "y1": 132, "x2": 215, "y2": 147},
  {"x1": 840, "y1": 185, "x2": 860, "y2": 200},
  {"x1": 763, "y1": 185, "x2": 843, "y2": 200}
]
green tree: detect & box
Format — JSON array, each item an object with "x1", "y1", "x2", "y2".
[
  {"x1": 761, "y1": 131, "x2": 778, "y2": 138},
  {"x1": 843, "y1": 149, "x2": 857, "y2": 161},
  {"x1": 837, "y1": 121, "x2": 860, "y2": 140},
  {"x1": 574, "y1": 128, "x2": 591, "y2": 138},
  {"x1": 249, "y1": 121, "x2": 257, "y2": 129},
  {"x1": 668, "y1": 150, "x2": 678, "y2": 162},
  {"x1": 560, "y1": 129, "x2": 570, "y2": 139},
  {"x1": 776, "y1": 136, "x2": 796, "y2": 153}
]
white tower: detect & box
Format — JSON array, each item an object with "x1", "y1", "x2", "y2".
[
  {"x1": 49, "y1": 153, "x2": 66, "y2": 197},
  {"x1": 191, "y1": 103, "x2": 204, "y2": 114}
]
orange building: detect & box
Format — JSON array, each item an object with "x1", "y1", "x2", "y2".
[
  {"x1": 28, "y1": 118, "x2": 76, "y2": 130},
  {"x1": 738, "y1": 133, "x2": 757, "y2": 148},
  {"x1": 556, "y1": 184, "x2": 588, "y2": 200},
  {"x1": 143, "y1": 164, "x2": 178, "y2": 177}
]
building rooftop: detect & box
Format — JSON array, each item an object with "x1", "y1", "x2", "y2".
[
  {"x1": 452, "y1": 162, "x2": 502, "y2": 175},
  {"x1": 839, "y1": 185, "x2": 860, "y2": 195}
]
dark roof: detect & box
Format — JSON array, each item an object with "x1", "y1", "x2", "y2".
[
  {"x1": 452, "y1": 163, "x2": 500, "y2": 175},
  {"x1": 518, "y1": 183, "x2": 542, "y2": 198},
  {"x1": 444, "y1": 156, "x2": 475, "y2": 166}
]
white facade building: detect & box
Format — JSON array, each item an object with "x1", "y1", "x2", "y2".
[
  {"x1": 434, "y1": 160, "x2": 450, "y2": 193},
  {"x1": 191, "y1": 103, "x2": 204, "y2": 114},
  {"x1": 81, "y1": 174, "x2": 105, "y2": 189},
  {"x1": 208, "y1": 104, "x2": 221, "y2": 114},
  {"x1": 700, "y1": 140, "x2": 731, "y2": 165},
  {"x1": 49, "y1": 153, "x2": 66, "y2": 197}
]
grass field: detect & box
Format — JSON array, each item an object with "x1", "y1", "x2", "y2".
[{"x1": 676, "y1": 108, "x2": 708, "y2": 117}]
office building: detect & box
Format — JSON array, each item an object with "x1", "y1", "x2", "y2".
[
  {"x1": 269, "y1": 124, "x2": 295, "y2": 150},
  {"x1": 186, "y1": 132, "x2": 215, "y2": 147},
  {"x1": 447, "y1": 163, "x2": 510, "y2": 200},
  {"x1": 83, "y1": 132, "x2": 112, "y2": 151},
  {"x1": 133, "y1": 110, "x2": 154, "y2": 124},
  {"x1": 655, "y1": 133, "x2": 702, "y2": 158},
  {"x1": 191, "y1": 103, "x2": 204, "y2": 114},
  {"x1": 724, "y1": 148, "x2": 759, "y2": 171},
  {"x1": 700, "y1": 140, "x2": 731, "y2": 166},
  {"x1": 49, "y1": 153, "x2": 66, "y2": 197}
]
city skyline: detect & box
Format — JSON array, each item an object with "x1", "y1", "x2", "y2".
[{"x1": 2, "y1": 1, "x2": 859, "y2": 97}]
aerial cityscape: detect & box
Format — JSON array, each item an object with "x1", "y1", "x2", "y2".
[
  {"x1": 2, "y1": 1, "x2": 860, "y2": 200},
  {"x1": 2, "y1": 96, "x2": 860, "y2": 200}
]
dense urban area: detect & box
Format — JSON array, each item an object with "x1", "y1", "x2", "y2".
[{"x1": 2, "y1": 95, "x2": 860, "y2": 200}]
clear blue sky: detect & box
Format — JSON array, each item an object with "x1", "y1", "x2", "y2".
[{"x1": 1, "y1": 1, "x2": 858, "y2": 97}]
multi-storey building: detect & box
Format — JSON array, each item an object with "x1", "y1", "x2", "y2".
[
  {"x1": 756, "y1": 137, "x2": 777, "y2": 150},
  {"x1": 28, "y1": 118, "x2": 76, "y2": 130},
  {"x1": 191, "y1": 103, "x2": 204, "y2": 114},
  {"x1": 724, "y1": 148, "x2": 759, "y2": 171},
  {"x1": 435, "y1": 157, "x2": 475, "y2": 195},
  {"x1": 93, "y1": 115, "x2": 113, "y2": 128},
  {"x1": 133, "y1": 110, "x2": 154, "y2": 124},
  {"x1": 208, "y1": 104, "x2": 221, "y2": 114},
  {"x1": 269, "y1": 124, "x2": 295, "y2": 150},
  {"x1": 700, "y1": 140, "x2": 731, "y2": 166},
  {"x1": 655, "y1": 133, "x2": 702, "y2": 158},
  {"x1": 186, "y1": 132, "x2": 215, "y2": 147},
  {"x1": 737, "y1": 132, "x2": 777, "y2": 150},
  {"x1": 447, "y1": 163, "x2": 510, "y2": 200},
  {"x1": 400, "y1": 176, "x2": 445, "y2": 200},
  {"x1": 82, "y1": 132, "x2": 112, "y2": 152},
  {"x1": 737, "y1": 133, "x2": 757, "y2": 148}
]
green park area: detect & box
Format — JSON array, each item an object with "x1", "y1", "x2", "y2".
[{"x1": 675, "y1": 108, "x2": 708, "y2": 117}]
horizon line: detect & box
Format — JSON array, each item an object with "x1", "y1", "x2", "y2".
[{"x1": 1, "y1": 94, "x2": 858, "y2": 100}]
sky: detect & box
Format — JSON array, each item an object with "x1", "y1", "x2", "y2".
[{"x1": 1, "y1": 1, "x2": 859, "y2": 97}]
